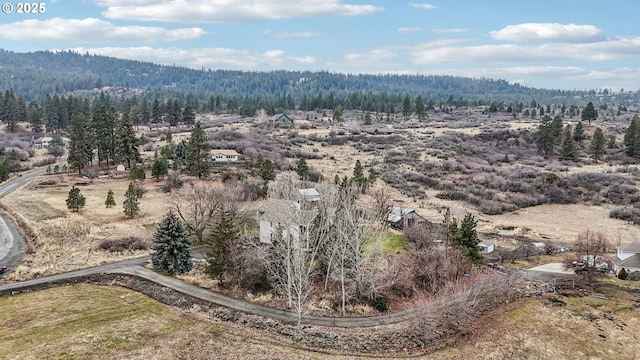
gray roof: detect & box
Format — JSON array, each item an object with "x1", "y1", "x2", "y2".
[
  {"x1": 618, "y1": 241, "x2": 640, "y2": 253},
  {"x1": 298, "y1": 188, "x2": 320, "y2": 202},
  {"x1": 612, "y1": 253, "x2": 640, "y2": 269},
  {"x1": 258, "y1": 199, "x2": 317, "y2": 226},
  {"x1": 387, "y1": 206, "x2": 415, "y2": 223}
]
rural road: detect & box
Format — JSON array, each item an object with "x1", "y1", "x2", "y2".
[
  {"x1": 0, "y1": 167, "x2": 47, "y2": 270},
  {"x1": 0, "y1": 167, "x2": 531, "y2": 328},
  {"x1": 0, "y1": 259, "x2": 452, "y2": 327}
]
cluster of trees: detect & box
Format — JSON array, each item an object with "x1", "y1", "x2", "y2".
[
  {"x1": 65, "y1": 183, "x2": 140, "y2": 218},
  {"x1": 535, "y1": 114, "x2": 606, "y2": 162}
]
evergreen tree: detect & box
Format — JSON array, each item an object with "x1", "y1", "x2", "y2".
[
  {"x1": 624, "y1": 115, "x2": 640, "y2": 157},
  {"x1": 550, "y1": 115, "x2": 564, "y2": 143},
  {"x1": 129, "y1": 163, "x2": 146, "y2": 181},
  {"x1": 573, "y1": 121, "x2": 585, "y2": 142},
  {"x1": 351, "y1": 159, "x2": 368, "y2": 192},
  {"x1": 185, "y1": 121, "x2": 211, "y2": 179},
  {"x1": 259, "y1": 159, "x2": 276, "y2": 182},
  {"x1": 182, "y1": 103, "x2": 195, "y2": 124},
  {"x1": 92, "y1": 106, "x2": 116, "y2": 165},
  {"x1": 535, "y1": 115, "x2": 554, "y2": 158},
  {"x1": 332, "y1": 105, "x2": 343, "y2": 122},
  {"x1": 28, "y1": 100, "x2": 43, "y2": 133},
  {"x1": 363, "y1": 110, "x2": 372, "y2": 125},
  {"x1": 452, "y1": 212, "x2": 483, "y2": 265},
  {"x1": 68, "y1": 112, "x2": 93, "y2": 175},
  {"x1": 151, "y1": 212, "x2": 192, "y2": 276},
  {"x1": 402, "y1": 94, "x2": 411, "y2": 119},
  {"x1": 560, "y1": 125, "x2": 578, "y2": 161},
  {"x1": 114, "y1": 111, "x2": 141, "y2": 169},
  {"x1": 295, "y1": 157, "x2": 309, "y2": 179},
  {"x1": 582, "y1": 101, "x2": 598, "y2": 125},
  {"x1": 618, "y1": 268, "x2": 628, "y2": 280},
  {"x1": 204, "y1": 207, "x2": 238, "y2": 282},
  {"x1": 415, "y1": 95, "x2": 425, "y2": 120},
  {"x1": 151, "y1": 98, "x2": 161, "y2": 125},
  {"x1": 123, "y1": 182, "x2": 140, "y2": 218},
  {"x1": 105, "y1": 189, "x2": 116, "y2": 208},
  {"x1": 66, "y1": 186, "x2": 86, "y2": 212},
  {"x1": 151, "y1": 158, "x2": 169, "y2": 180},
  {"x1": 589, "y1": 127, "x2": 606, "y2": 162}
]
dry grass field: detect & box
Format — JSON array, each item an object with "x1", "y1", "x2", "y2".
[{"x1": 1, "y1": 283, "x2": 639, "y2": 359}]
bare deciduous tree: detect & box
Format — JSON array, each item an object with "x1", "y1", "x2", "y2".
[
  {"x1": 169, "y1": 181, "x2": 224, "y2": 243},
  {"x1": 568, "y1": 229, "x2": 610, "y2": 283}
]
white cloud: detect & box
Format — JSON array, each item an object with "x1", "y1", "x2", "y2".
[
  {"x1": 411, "y1": 37, "x2": 640, "y2": 65},
  {"x1": 433, "y1": 28, "x2": 470, "y2": 34},
  {"x1": 70, "y1": 46, "x2": 316, "y2": 69},
  {"x1": 97, "y1": 0, "x2": 382, "y2": 23},
  {"x1": 397, "y1": 27, "x2": 421, "y2": 34},
  {"x1": 263, "y1": 29, "x2": 321, "y2": 38},
  {"x1": 409, "y1": 3, "x2": 437, "y2": 10},
  {"x1": 0, "y1": 18, "x2": 205, "y2": 42},
  {"x1": 490, "y1": 23, "x2": 602, "y2": 43}
]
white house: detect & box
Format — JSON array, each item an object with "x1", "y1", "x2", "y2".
[
  {"x1": 611, "y1": 241, "x2": 640, "y2": 275},
  {"x1": 33, "y1": 136, "x2": 71, "y2": 149},
  {"x1": 211, "y1": 149, "x2": 241, "y2": 162}
]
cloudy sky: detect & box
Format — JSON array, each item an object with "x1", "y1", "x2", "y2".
[{"x1": 1, "y1": 0, "x2": 639, "y2": 91}]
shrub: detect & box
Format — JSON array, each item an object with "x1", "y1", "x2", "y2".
[
  {"x1": 610, "y1": 207, "x2": 640, "y2": 225},
  {"x1": 162, "y1": 173, "x2": 183, "y2": 193},
  {"x1": 98, "y1": 236, "x2": 148, "y2": 252},
  {"x1": 618, "y1": 268, "x2": 628, "y2": 280},
  {"x1": 369, "y1": 294, "x2": 389, "y2": 312}
]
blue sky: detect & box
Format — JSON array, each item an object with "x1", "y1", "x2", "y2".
[{"x1": 1, "y1": 0, "x2": 639, "y2": 91}]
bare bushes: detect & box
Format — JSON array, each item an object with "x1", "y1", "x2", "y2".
[
  {"x1": 38, "y1": 218, "x2": 90, "y2": 241},
  {"x1": 98, "y1": 236, "x2": 148, "y2": 252},
  {"x1": 610, "y1": 207, "x2": 640, "y2": 225}
]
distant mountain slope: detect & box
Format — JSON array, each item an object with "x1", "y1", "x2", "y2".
[{"x1": 0, "y1": 49, "x2": 600, "y2": 103}]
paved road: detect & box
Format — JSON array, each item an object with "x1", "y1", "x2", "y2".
[
  {"x1": 0, "y1": 167, "x2": 47, "y2": 271},
  {"x1": 0, "y1": 167, "x2": 529, "y2": 328},
  {"x1": 0, "y1": 257, "x2": 518, "y2": 328}
]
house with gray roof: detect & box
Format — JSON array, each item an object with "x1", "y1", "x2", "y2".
[
  {"x1": 386, "y1": 206, "x2": 427, "y2": 229},
  {"x1": 257, "y1": 197, "x2": 318, "y2": 249},
  {"x1": 611, "y1": 241, "x2": 640, "y2": 275},
  {"x1": 270, "y1": 113, "x2": 293, "y2": 127}
]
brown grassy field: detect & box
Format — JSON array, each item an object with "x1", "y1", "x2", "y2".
[{"x1": 1, "y1": 283, "x2": 639, "y2": 359}]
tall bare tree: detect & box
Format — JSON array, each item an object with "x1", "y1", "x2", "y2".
[{"x1": 169, "y1": 181, "x2": 224, "y2": 243}]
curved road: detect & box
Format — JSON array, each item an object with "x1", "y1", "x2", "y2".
[
  {"x1": 0, "y1": 168, "x2": 47, "y2": 270},
  {"x1": 0, "y1": 167, "x2": 529, "y2": 328}
]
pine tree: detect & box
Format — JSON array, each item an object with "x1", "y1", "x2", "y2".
[
  {"x1": 295, "y1": 157, "x2": 309, "y2": 179},
  {"x1": 402, "y1": 94, "x2": 411, "y2": 120},
  {"x1": 151, "y1": 158, "x2": 168, "y2": 180},
  {"x1": 204, "y1": 207, "x2": 238, "y2": 282},
  {"x1": 624, "y1": 115, "x2": 640, "y2": 157},
  {"x1": 68, "y1": 112, "x2": 93, "y2": 174},
  {"x1": 185, "y1": 121, "x2": 211, "y2": 179},
  {"x1": 66, "y1": 186, "x2": 86, "y2": 212},
  {"x1": 589, "y1": 127, "x2": 606, "y2": 162},
  {"x1": 582, "y1": 101, "x2": 598, "y2": 125},
  {"x1": 618, "y1": 268, "x2": 628, "y2": 280},
  {"x1": 415, "y1": 95, "x2": 425, "y2": 120},
  {"x1": 123, "y1": 182, "x2": 140, "y2": 218},
  {"x1": 92, "y1": 106, "x2": 116, "y2": 165},
  {"x1": 456, "y1": 212, "x2": 483, "y2": 265},
  {"x1": 560, "y1": 125, "x2": 578, "y2": 161},
  {"x1": 114, "y1": 111, "x2": 140, "y2": 169},
  {"x1": 535, "y1": 115, "x2": 554, "y2": 158},
  {"x1": 573, "y1": 121, "x2": 585, "y2": 142},
  {"x1": 105, "y1": 189, "x2": 116, "y2": 208},
  {"x1": 182, "y1": 103, "x2": 195, "y2": 124},
  {"x1": 151, "y1": 213, "x2": 192, "y2": 276},
  {"x1": 351, "y1": 159, "x2": 367, "y2": 192}
]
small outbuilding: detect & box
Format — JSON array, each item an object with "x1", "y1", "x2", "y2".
[
  {"x1": 386, "y1": 206, "x2": 427, "y2": 229},
  {"x1": 270, "y1": 113, "x2": 293, "y2": 127}
]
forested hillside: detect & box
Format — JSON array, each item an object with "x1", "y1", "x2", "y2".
[{"x1": 1, "y1": 49, "x2": 630, "y2": 107}]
